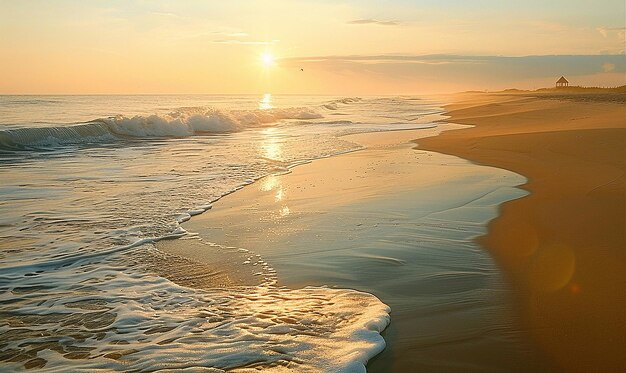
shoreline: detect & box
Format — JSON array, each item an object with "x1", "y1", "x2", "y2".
[
  {"x1": 158, "y1": 122, "x2": 536, "y2": 371},
  {"x1": 418, "y1": 93, "x2": 626, "y2": 372},
  {"x1": 154, "y1": 92, "x2": 625, "y2": 371}
]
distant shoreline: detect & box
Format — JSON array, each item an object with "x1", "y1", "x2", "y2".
[
  {"x1": 470, "y1": 84, "x2": 626, "y2": 94},
  {"x1": 463, "y1": 85, "x2": 626, "y2": 104}
]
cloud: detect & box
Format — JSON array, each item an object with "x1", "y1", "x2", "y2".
[
  {"x1": 149, "y1": 11, "x2": 182, "y2": 18},
  {"x1": 347, "y1": 19, "x2": 399, "y2": 26},
  {"x1": 213, "y1": 31, "x2": 249, "y2": 37},
  {"x1": 280, "y1": 54, "x2": 626, "y2": 87},
  {"x1": 283, "y1": 54, "x2": 626, "y2": 69},
  {"x1": 282, "y1": 54, "x2": 488, "y2": 65},
  {"x1": 597, "y1": 27, "x2": 626, "y2": 40},
  {"x1": 211, "y1": 31, "x2": 277, "y2": 45},
  {"x1": 213, "y1": 39, "x2": 278, "y2": 45},
  {"x1": 602, "y1": 62, "x2": 616, "y2": 72}
]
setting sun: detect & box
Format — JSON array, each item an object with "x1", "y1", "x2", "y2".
[{"x1": 261, "y1": 52, "x2": 275, "y2": 67}]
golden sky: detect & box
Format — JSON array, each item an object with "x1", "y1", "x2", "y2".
[{"x1": 1, "y1": 0, "x2": 624, "y2": 94}]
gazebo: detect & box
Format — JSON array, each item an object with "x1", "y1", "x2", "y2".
[{"x1": 556, "y1": 76, "x2": 569, "y2": 88}]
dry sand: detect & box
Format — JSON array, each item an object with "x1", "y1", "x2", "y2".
[{"x1": 419, "y1": 93, "x2": 626, "y2": 372}]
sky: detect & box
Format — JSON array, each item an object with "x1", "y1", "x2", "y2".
[{"x1": 0, "y1": 0, "x2": 624, "y2": 94}]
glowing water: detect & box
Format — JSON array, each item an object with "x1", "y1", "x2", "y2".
[{"x1": 0, "y1": 95, "x2": 442, "y2": 371}]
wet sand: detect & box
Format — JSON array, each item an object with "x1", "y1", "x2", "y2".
[
  {"x1": 158, "y1": 126, "x2": 543, "y2": 371},
  {"x1": 156, "y1": 93, "x2": 625, "y2": 372},
  {"x1": 419, "y1": 93, "x2": 626, "y2": 372}
]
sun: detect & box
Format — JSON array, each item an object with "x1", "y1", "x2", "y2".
[{"x1": 261, "y1": 52, "x2": 275, "y2": 67}]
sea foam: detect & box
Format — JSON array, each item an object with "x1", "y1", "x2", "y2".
[
  {"x1": 0, "y1": 249, "x2": 390, "y2": 372},
  {"x1": 0, "y1": 106, "x2": 322, "y2": 150}
]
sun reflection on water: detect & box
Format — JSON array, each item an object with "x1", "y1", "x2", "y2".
[
  {"x1": 257, "y1": 125, "x2": 292, "y2": 218},
  {"x1": 259, "y1": 93, "x2": 273, "y2": 110},
  {"x1": 261, "y1": 127, "x2": 283, "y2": 161},
  {"x1": 260, "y1": 175, "x2": 278, "y2": 192},
  {"x1": 275, "y1": 188, "x2": 284, "y2": 202}
]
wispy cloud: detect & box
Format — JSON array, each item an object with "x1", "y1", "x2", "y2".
[
  {"x1": 348, "y1": 19, "x2": 399, "y2": 26},
  {"x1": 212, "y1": 31, "x2": 249, "y2": 38},
  {"x1": 282, "y1": 54, "x2": 487, "y2": 65},
  {"x1": 149, "y1": 11, "x2": 182, "y2": 18},
  {"x1": 210, "y1": 31, "x2": 277, "y2": 45},
  {"x1": 280, "y1": 54, "x2": 626, "y2": 85},
  {"x1": 213, "y1": 39, "x2": 279, "y2": 45},
  {"x1": 596, "y1": 27, "x2": 626, "y2": 39}
]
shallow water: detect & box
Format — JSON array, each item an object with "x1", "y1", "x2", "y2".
[
  {"x1": 0, "y1": 95, "x2": 442, "y2": 371},
  {"x1": 171, "y1": 128, "x2": 540, "y2": 372}
]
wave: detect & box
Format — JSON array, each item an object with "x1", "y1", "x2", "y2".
[
  {"x1": 317, "y1": 120, "x2": 358, "y2": 125},
  {"x1": 0, "y1": 106, "x2": 323, "y2": 151},
  {"x1": 322, "y1": 97, "x2": 361, "y2": 110},
  {"x1": 1, "y1": 254, "x2": 390, "y2": 372}
]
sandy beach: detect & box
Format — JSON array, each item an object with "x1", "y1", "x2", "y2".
[
  {"x1": 420, "y1": 93, "x2": 626, "y2": 372},
  {"x1": 159, "y1": 124, "x2": 538, "y2": 371},
  {"x1": 157, "y1": 92, "x2": 625, "y2": 372}
]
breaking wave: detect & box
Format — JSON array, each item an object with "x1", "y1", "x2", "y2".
[
  {"x1": 0, "y1": 243, "x2": 390, "y2": 372},
  {"x1": 322, "y1": 97, "x2": 361, "y2": 110},
  {"x1": 0, "y1": 106, "x2": 322, "y2": 151}
]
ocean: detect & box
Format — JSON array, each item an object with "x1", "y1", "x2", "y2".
[{"x1": 0, "y1": 95, "x2": 444, "y2": 371}]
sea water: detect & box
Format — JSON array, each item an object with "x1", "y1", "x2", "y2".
[{"x1": 0, "y1": 95, "x2": 442, "y2": 371}]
